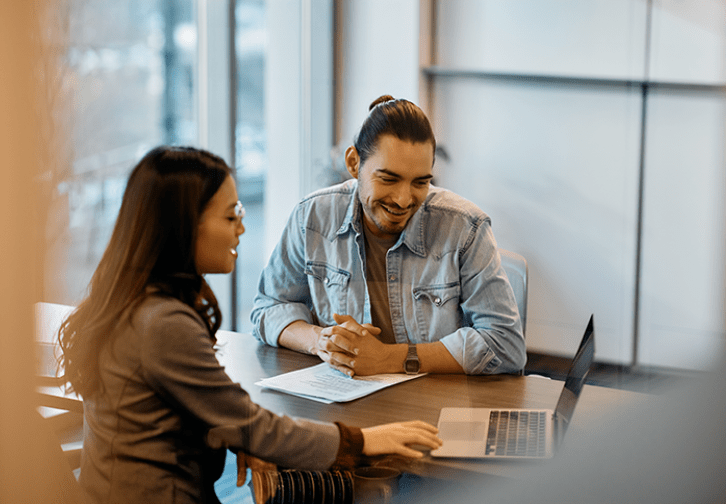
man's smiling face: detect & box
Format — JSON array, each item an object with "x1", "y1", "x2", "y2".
[{"x1": 346, "y1": 134, "x2": 435, "y2": 240}]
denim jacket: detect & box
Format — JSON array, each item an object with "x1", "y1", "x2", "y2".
[{"x1": 251, "y1": 180, "x2": 526, "y2": 375}]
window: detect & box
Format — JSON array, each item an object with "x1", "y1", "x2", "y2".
[
  {"x1": 233, "y1": 0, "x2": 266, "y2": 332},
  {"x1": 46, "y1": 0, "x2": 197, "y2": 305},
  {"x1": 47, "y1": 0, "x2": 334, "y2": 334}
]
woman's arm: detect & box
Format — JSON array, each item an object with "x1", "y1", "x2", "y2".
[{"x1": 141, "y1": 298, "x2": 441, "y2": 470}]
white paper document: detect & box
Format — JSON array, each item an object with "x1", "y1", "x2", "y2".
[{"x1": 255, "y1": 363, "x2": 425, "y2": 404}]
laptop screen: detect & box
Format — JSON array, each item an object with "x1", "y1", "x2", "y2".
[{"x1": 553, "y1": 315, "x2": 595, "y2": 438}]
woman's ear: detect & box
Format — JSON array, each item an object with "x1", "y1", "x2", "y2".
[{"x1": 344, "y1": 146, "x2": 360, "y2": 179}]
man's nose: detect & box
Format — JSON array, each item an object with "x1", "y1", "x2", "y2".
[{"x1": 392, "y1": 184, "x2": 413, "y2": 208}]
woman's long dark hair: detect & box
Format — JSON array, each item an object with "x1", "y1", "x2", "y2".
[{"x1": 58, "y1": 146, "x2": 233, "y2": 397}]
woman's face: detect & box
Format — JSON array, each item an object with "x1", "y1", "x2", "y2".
[{"x1": 195, "y1": 175, "x2": 245, "y2": 274}]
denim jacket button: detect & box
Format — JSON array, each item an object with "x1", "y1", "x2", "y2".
[
  {"x1": 324, "y1": 278, "x2": 330, "y2": 284},
  {"x1": 434, "y1": 297, "x2": 441, "y2": 305}
]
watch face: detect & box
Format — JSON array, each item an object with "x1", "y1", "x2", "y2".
[{"x1": 405, "y1": 358, "x2": 420, "y2": 374}]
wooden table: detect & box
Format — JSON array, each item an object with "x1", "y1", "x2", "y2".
[
  {"x1": 215, "y1": 330, "x2": 648, "y2": 482},
  {"x1": 33, "y1": 303, "x2": 648, "y2": 482}
]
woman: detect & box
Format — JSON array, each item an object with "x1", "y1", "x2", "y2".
[{"x1": 58, "y1": 146, "x2": 441, "y2": 504}]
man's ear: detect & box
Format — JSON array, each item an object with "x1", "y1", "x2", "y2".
[{"x1": 344, "y1": 146, "x2": 360, "y2": 179}]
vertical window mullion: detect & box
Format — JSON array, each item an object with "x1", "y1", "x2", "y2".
[{"x1": 196, "y1": 0, "x2": 236, "y2": 329}]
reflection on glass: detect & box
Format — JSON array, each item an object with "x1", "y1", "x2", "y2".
[{"x1": 47, "y1": 0, "x2": 195, "y2": 305}]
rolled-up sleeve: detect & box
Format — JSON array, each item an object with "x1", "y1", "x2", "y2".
[
  {"x1": 251, "y1": 206, "x2": 315, "y2": 346},
  {"x1": 438, "y1": 223, "x2": 526, "y2": 375}
]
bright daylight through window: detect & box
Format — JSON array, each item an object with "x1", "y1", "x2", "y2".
[{"x1": 44, "y1": 0, "x2": 267, "y2": 333}]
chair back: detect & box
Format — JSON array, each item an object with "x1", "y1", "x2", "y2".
[
  {"x1": 498, "y1": 249, "x2": 528, "y2": 337},
  {"x1": 35, "y1": 303, "x2": 84, "y2": 476}
]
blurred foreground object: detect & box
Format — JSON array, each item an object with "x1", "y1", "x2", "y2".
[{"x1": 0, "y1": 1, "x2": 83, "y2": 502}]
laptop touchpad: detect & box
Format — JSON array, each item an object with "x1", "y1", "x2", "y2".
[{"x1": 438, "y1": 421, "x2": 488, "y2": 441}]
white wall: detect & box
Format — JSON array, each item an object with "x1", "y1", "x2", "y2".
[
  {"x1": 432, "y1": 79, "x2": 642, "y2": 362},
  {"x1": 638, "y1": 90, "x2": 726, "y2": 369},
  {"x1": 433, "y1": 0, "x2": 726, "y2": 369},
  {"x1": 435, "y1": 0, "x2": 648, "y2": 80},
  {"x1": 336, "y1": 0, "x2": 421, "y2": 145},
  {"x1": 648, "y1": 0, "x2": 726, "y2": 84}
]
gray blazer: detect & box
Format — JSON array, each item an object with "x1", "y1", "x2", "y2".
[{"x1": 79, "y1": 294, "x2": 340, "y2": 504}]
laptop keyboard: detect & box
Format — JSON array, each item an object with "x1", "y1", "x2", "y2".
[{"x1": 485, "y1": 410, "x2": 547, "y2": 457}]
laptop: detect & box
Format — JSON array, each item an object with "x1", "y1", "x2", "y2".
[{"x1": 431, "y1": 315, "x2": 595, "y2": 460}]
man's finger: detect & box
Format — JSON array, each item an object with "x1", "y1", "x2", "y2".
[
  {"x1": 318, "y1": 333, "x2": 355, "y2": 356},
  {"x1": 332, "y1": 313, "x2": 356, "y2": 325},
  {"x1": 329, "y1": 361, "x2": 355, "y2": 377},
  {"x1": 320, "y1": 326, "x2": 360, "y2": 354},
  {"x1": 332, "y1": 313, "x2": 367, "y2": 334},
  {"x1": 318, "y1": 349, "x2": 355, "y2": 376},
  {"x1": 321, "y1": 324, "x2": 358, "y2": 341},
  {"x1": 327, "y1": 333, "x2": 359, "y2": 355},
  {"x1": 317, "y1": 348, "x2": 355, "y2": 370},
  {"x1": 361, "y1": 323, "x2": 382, "y2": 335},
  {"x1": 332, "y1": 313, "x2": 383, "y2": 340},
  {"x1": 316, "y1": 349, "x2": 332, "y2": 363},
  {"x1": 329, "y1": 349, "x2": 356, "y2": 370}
]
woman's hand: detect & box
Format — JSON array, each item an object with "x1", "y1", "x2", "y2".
[
  {"x1": 206, "y1": 427, "x2": 277, "y2": 487},
  {"x1": 361, "y1": 421, "x2": 442, "y2": 458},
  {"x1": 235, "y1": 453, "x2": 277, "y2": 487}
]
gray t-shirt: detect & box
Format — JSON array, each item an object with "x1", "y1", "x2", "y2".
[{"x1": 362, "y1": 224, "x2": 398, "y2": 344}]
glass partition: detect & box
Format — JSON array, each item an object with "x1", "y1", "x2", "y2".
[{"x1": 46, "y1": 0, "x2": 196, "y2": 305}]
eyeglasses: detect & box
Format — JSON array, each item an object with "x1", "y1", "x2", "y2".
[{"x1": 234, "y1": 201, "x2": 245, "y2": 221}]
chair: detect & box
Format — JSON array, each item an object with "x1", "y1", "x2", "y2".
[
  {"x1": 35, "y1": 302, "x2": 84, "y2": 475},
  {"x1": 498, "y1": 248, "x2": 528, "y2": 337},
  {"x1": 34, "y1": 314, "x2": 86, "y2": 500},
  {"x1": 33, "y1": 396, "x2": 86, "y2": 504},
  {"x1": 37, "y1": 387, "x2": 84, "y2": 472}
]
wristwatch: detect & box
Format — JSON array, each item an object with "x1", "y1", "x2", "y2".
[{"x1": 404, "y1": 343, "x2": 420, "y2": 374}]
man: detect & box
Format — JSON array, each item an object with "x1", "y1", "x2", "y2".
[{"x1": 252, "y1": 95, "x2": 525, "y2": 376}]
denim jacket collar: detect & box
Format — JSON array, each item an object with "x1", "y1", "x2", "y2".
[
  {"x1": 336, "y1": 180, "x2": 428, "y2": 258},
  {"x1": 337, "y1": 184, "x2": 361, "y2": 236}
]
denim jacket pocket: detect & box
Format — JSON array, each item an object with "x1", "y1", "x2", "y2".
[
  {"x1": 412, "y1": 282, "x2": 461, "y2": 340},
  {"x1": 305, "y1": 262, "x2": 351, "y2": 323}
]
